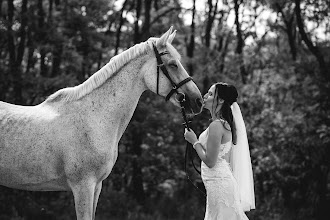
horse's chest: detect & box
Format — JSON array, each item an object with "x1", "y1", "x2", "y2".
[
  {"x1": 90, "y1": 147, "x2": 117, "y2": 177},
  {"x1": 63, "y1": 118, "x2": 120, "y2": 182},
  {"x1": 65, "y1": 141, "x2": 118, "y2": 182}
]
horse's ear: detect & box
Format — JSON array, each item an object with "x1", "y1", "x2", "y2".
[
  {"x1": 167, "y1": 30, "x2": 176, "y2": 44},
  {"x1": 157, "y1": 26, "x2": 173, "y2": 47}
]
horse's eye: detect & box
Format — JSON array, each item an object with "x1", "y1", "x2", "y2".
[{"x1": 169, "y1": 63, "x2": 178, "y2": 69}]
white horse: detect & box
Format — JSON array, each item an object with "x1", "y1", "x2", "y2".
[{"x1": 0, "y1": 27, "x2": 202, "y2": 219}]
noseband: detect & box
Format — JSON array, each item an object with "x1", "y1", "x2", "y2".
[{"x1": 152, "y1": 43, "x2": 193, "y2": 101}]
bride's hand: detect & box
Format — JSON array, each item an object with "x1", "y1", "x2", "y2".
[{"x1": 184, "y1": 128, "x2": 198, "y2": 144}]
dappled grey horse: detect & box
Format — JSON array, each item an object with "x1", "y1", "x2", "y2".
[{"x1": 0, "y1": 27, "x2": 203, "y2": 219}]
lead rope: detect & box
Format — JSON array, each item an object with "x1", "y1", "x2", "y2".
[{"x1": 177, "y1": 94, "x2": 206, "y2": 197}]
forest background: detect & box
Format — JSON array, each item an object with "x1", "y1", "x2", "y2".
[{"x1": 0, "y1": 0, "x2": 329, "y2": 219}]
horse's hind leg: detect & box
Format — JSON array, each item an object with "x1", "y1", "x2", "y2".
[
  {"x1": 69, "y1": 180, "x2": 96, "y2": 220},
  {"x1": 92, "y1": 182, "x2": 102, "y2": 220}
]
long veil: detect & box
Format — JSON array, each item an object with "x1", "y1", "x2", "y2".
[{"x1": 231, "y1": 102, "x2": 256, "y2": 211}]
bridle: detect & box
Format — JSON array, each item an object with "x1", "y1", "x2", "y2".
[
  {"x1": 152, "y1": 43, "x2": 193, "y2": 102},
  {"x1": 152, "y1": 43, "x2": 206, "y2": 197}
]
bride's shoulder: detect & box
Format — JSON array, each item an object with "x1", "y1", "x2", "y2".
[
  {"x1": 213, "y1": 119, "x2": 231, "y2": 130},
  {"x1": 211, "y1": 119, "x2": 226, "y2": 127},
  {"x1": 209, "y1": 120, "x2": 226, "y2": 133}
]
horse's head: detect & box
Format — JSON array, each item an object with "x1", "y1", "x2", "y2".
[{"x1": 143, "y1": 27, "x2": 203, "y2": 115}]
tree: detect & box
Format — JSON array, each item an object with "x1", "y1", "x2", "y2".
[
  {"x1": 0, "y1": 0, "x2": 329, "y2": 219},
  {"x1": 6, "y1": 0, "x2": 27, "y2": 104},
  {"x1": 234, "y1": 0, "x2": 248, "y2": 84},
  {"x1": 205, "y1": 0, "x2": 219, "y2": 48},
  {"x1": 274, "y1": 2, "x2": 297, "y2": 61},
  {"x1": 294, "y1": 0, "x2": 329, "y2": 81},
  {"x1": 186, "y1": 0, "x2": 196, "y2": 75}
]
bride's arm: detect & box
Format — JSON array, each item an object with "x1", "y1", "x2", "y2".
[
  {"x1": 193, "y1": 121, "x2": 223, "y2": 168},
  {"x1": 196, "y1": 142, "x2": 206, "y2": 151}
]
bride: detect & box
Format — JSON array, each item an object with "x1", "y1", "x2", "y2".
[{"x1": 184, "y1": 82, "x2": 255, "y2": 220}]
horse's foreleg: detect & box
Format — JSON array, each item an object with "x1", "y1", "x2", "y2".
[
  {"x1": 92, "y1": 182, "x2": 102, "y2": 220},
  {"x1": 69, "y1": 180, "x2": 96, "y2": 220}
]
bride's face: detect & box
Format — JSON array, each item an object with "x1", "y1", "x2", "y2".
[{"x1": 203, "y1": 85, "x2": 216, "y2": 111}]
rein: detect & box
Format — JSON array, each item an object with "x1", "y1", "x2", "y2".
[{"x1": 177, "y1": 93, "x2": 206, "y2": 197}]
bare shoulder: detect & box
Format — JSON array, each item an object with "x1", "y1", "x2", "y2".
[{"x1": 208, "y1": 120, "x2": 225, "y2": 136}]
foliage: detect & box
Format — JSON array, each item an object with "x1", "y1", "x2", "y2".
[{"x1": 0, "y1": 0, "x2": 329, "y2": 219}]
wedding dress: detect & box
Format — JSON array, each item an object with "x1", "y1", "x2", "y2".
[{"x1": 198, "y1": 123, "x2": 249, "y2": 220}]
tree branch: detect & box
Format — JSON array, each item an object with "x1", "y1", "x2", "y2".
[{"x1": 149, "y1": 7, "x2": 181, "y2": 27}]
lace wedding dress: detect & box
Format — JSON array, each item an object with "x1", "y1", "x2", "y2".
[{"x1": 198, "y1": 125, "x2": 249, "y2": 220}]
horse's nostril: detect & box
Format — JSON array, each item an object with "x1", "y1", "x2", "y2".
[{"x1": 196, "y1": 98, "x2": 203, "y2": 108}]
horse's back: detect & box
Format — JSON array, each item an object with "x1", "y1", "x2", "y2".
[
  {"x1": 0, "y1": 101, "x2": 59, "y2": 136},
  {"x1": 0, "y1": 101, "x2": 72, "y2": 190},
  {"x1": 0, "y1": 100, "x2": 34, "y2": 112}
]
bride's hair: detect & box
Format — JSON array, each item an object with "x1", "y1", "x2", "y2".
[{"x1": 213, "y1": 82, "x2": 238, "y2": 144}]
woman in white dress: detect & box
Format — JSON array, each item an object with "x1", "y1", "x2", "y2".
[{"x1": 184, "y1": 82, "x2": 255, "y2": 220}]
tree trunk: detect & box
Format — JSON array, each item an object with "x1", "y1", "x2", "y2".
[
  {"x1": 38, "y1": 0, "x2": 48, "y2": 77},
  {"x1": 25, "y1": 28, "x2": 35, "y2": 75},
  {"x1": 7, "y1": 0, "x2": 15, "y2": 73},
  {"x1": 276, "y1": 3, "x2": 297, "y2": 61},
  {"x1": 219, "y1": 34, "x2": 230, "y2": 73},
  {"x1": 294, "y1": 0, "x2": 328, "y2": 81},
  {"x1": 48, "y1": 0, "x2": 53, "y2": 22},
  {"x1": 234, "y1": 0, "x2": 247, "y2": 84},
  {"x1": 153, "y1": 0, "x2": 158, "y2": 10},
  {"x1": 141, "y1": 0, "x2": 152, "y2": 41},
  {"x1": 286, "y1": 20, "x2": 297, "y2": 61},
  {"x1": 7, "y1": 0, "x2": 23, "y2": 104},
  {"x1": 79, "y1": 49, "x2": 88, "y2": 82},
  {"x1": 133, "y1": 0, "x2": 142, "y2": 44},
  {"x1": 50, "y1": 44, "x2": 62, "y2": 77},
  {"x1": 205, "y1": 0, "x2": 219, "y2": 48},
  {"x1": 217, "y1": 10, "x2": 229, "y2": 73},
  {"x1": 0, "y1": 0, "x2": 2, "y2": 17},
  {"x1": 16, "y1": 0, "x2": 28, "y2": 66},
  {"x1": 37, "y1": 0, "x2": 44, "y2": 31},
  {"x1": 115, "y1": 0, "x2": 128, "y2": 55},
  {"x1": 97, "y1": 43, "x2": 103, "y2": 70},
  {"x1": 40, "y1": 49, "x2": 48, "y2": 77},
  {"x1": 202, "y1": 75, "x2": 210, "y2": 95},
  {"x1": 186, "y1": 0, "x2": 196, "y2": 76}
]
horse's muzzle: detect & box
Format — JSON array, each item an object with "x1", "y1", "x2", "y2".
[{"x1": 196, "y1": 97, "x2": 203, "y2": 109}]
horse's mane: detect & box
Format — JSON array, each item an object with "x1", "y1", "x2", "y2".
[{"x1": 46, "y1": 40, "x2": 153, "y2": 102}]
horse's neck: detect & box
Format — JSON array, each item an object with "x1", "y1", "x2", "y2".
[{"x1": 81, "y1": 57, "x2": 147, "y2": 139}]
